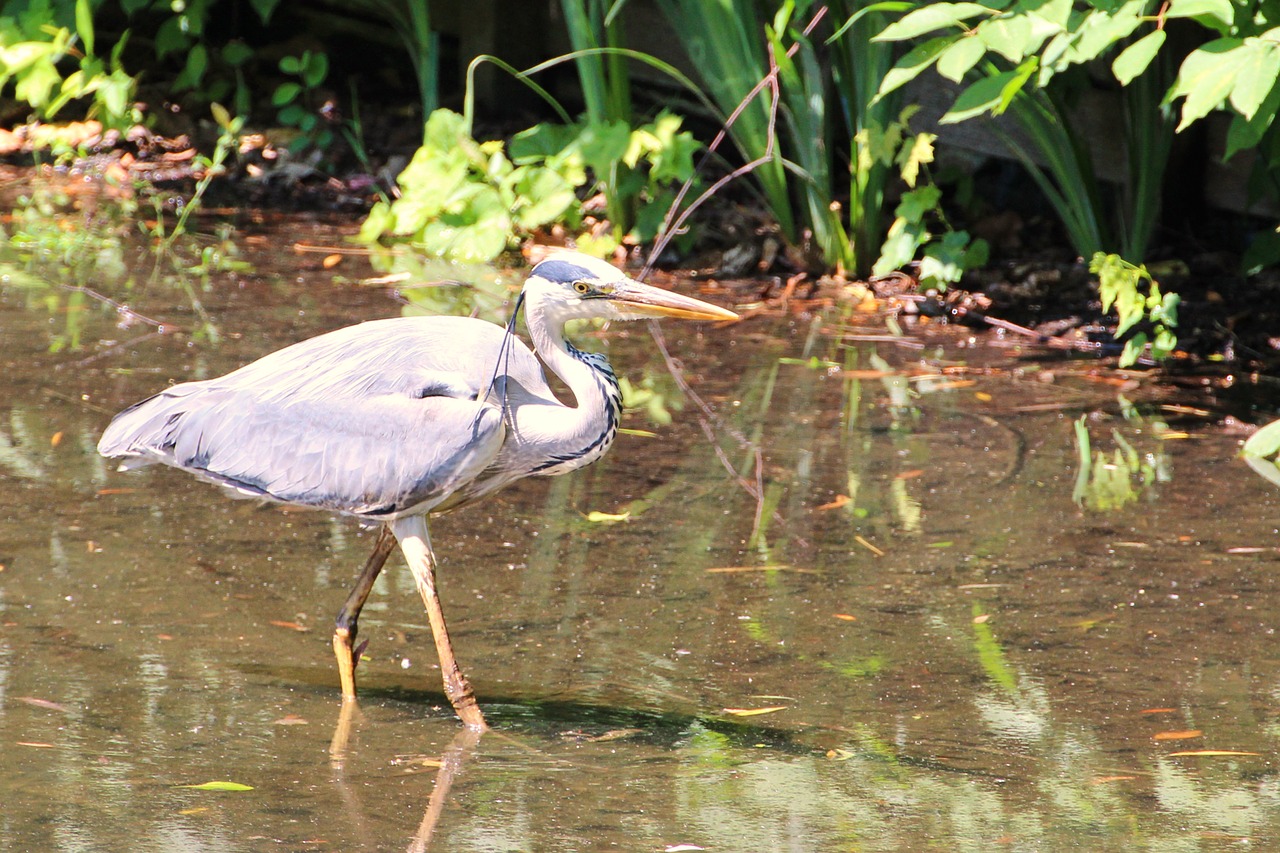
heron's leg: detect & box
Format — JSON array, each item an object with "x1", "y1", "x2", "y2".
[
  {"x1": 333, "y1": 524, "x2": 397, "y2": 702},
  {"x1": 392, "y1": 515, "x2": 488, "y2": 731}
]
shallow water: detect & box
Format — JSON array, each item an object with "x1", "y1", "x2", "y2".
[{"x1": 4, "y1": 207, "x2": 1280, "y2": 851}]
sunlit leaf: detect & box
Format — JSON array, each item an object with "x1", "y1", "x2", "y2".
[
  {"x1": 1166, "y1": 0, "x2": 1234, "y2": 28},
  {"x1": 178, "y1": 781, "x2": 255, "y2": 791},
  {"x1": 1112, "y1": 30, "x2": 1166, "y2": 85},
  {"x1": 584, "y1": 510, "x2": 630, "y2": 524},
  {"x1": 874, "y1": 2, "x2": 993, "y2": 42},
  {"x1": 935, "y1": 35, "x2": 986, "y2": 82}
]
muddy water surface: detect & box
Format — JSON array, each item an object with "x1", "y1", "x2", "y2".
[{"x1": 3, "y1": 211, "x2": 1280, "y2": 851}]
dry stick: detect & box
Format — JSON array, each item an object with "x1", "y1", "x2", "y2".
[
  {"x1": 638, "y1": 7, "x2": 829, "y2": 529},
  {"x1": 54, "y1": 283, "x2": 174, "y2": 333}
]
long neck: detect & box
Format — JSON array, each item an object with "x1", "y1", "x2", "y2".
[{"x1": 522, "y1": 297, "x2": 622, "y2": 474}]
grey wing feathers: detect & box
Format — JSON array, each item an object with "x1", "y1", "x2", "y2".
[{"x1": 97, "y1": 315, "x2": 549, "y2": 518}]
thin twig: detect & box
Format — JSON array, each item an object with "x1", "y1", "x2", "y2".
[{"x1": 634, "y1": 9, "x2": 830, "y2": 544}]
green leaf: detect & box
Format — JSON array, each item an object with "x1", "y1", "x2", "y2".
[
  {"x1": 277, "y1": 103, "x2": 306, "y2": 126},
  {"x1": 941, "y1": 70, "x2": 1020, "y2": 123},
  {"x1": 251, "y1": 0, "x2": 282, "y2": 23},
  {"x1": 272, "y1": 81, "x2": 301, "y2": 107},
  {"x1": 936, "y1": 35, "x2": 987, "y2": 82},
  {"x1": 1228, "y1": 43, "x2": 1280, "y2": 120},
  {"x1": 210, "y1": 102, "x2": 232, "y2": 129},
  {"x1": 1168, "y1": 38, "x2": 1248, "y2": 130},
  {"x1": 1112, "y1": 29, "x2": 1165, "y2": 85},
  {"x1": 896, "y1": 132, "x2": 936, "y2": 188},
  {"x1": 874, "y1": 217, "x2": 928, "y2": 275},
  {"x1": 173, "y1": 43, "x2": 208, "y2": 91},
  {"x1": 897, "y1": 185, "x2": 942, "y2": 221},
  {"x1": 279, "y1": 54, "x2": 302, "y2": 74},
  {"x1": 178, "y1": 781, "x2": 254, "y2": 792},
  {"x1": 874, "y1": 2, "x2": 994, "y2": 42},
  {"x1": 154, "y1": 17, "x2": 188, "y2": 59},
  {"x1": 574, "y1": 120, "x2": 631, "y2": 175},
  {"x1": 75, "y1": 0, "x2": 94, "y2": 57},
  {"x1": 877, "y1": 36, "x2": 956, "y2": 99},
  {"x1": 1026, "y1": 0, "x2": 1072, "y2": 32},
  {"x1": 977, "y1": 15, "x2": 1035, "y2": 64},
  {"x1": 504, "y1": 165, "x2": 577, "y2": 229},
  {"x1": 1244, "y1": 417, "x2": 1280, "y2": 459},
  {"x1": 15, "y1": 59, "x2": 59, "y2": 108},
  {"x1": 1242, "y1": 225, "x2": 1280, "y2": 276},
  {"x1": 1165, "y1": 0, "x2": 1234, "y2": 29},
  {"x1": 222, "y1": 41, "x2": 254, "y2": 67},
  {"x1": 303, "y1": 52, "x2": 328, "y2": 88}
]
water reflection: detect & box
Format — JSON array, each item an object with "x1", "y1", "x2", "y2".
[{"x1": 5, "y1": 220, "x2": 1280, "y2": 848}]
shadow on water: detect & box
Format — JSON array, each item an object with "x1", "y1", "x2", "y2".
[{"x1": 7, "y1": 192, "x2": 1280, "y2": 848}]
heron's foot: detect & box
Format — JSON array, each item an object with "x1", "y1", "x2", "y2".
[
  {"x1": 332, "y1": 628, "x2": 363, "y2": 702},
  {"x1": 441, "y1": 668, "x2": 487, "y2": 731}
]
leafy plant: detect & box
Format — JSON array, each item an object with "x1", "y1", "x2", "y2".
[
  {"x1": 154, "y1": 104, "x2": 246, "y2": 250},
  {"x1": 870, "y1": 0, "x2": 1280, "y2": 263},
  {"x1": 509, "y1": 110, "x2": 700, "y2": 249},
  {"x1": 1089, "y1": 252, "x2": 1179, "y2": 368},
  {"x1": 272, "y1": 49, "x2": 333, "y2": 151},
  {"x1": 0, "y1": 0, "x2": 138, "y2": 129},
  {"x1": 358, "y1": 108, "x2": 581, "y2": 262},
  {"x1": 870, "y1": 106, "x2": 988, "y2": 288}
]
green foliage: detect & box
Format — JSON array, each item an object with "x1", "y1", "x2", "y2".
[
  {"x1": 0, "y1": 0, "x2": 139, "y2": 129},
  {"x1": 361, "y1": 108, "x2": 698, "y2": 262},
  {"x1": 1089, "y1": 252, "x2": 1179, "y2": 368},
  {"x1": 871, "y1": 0, "x2": 1280, "y2": 263},
  {"x1": 510, "y1": 110, "x2": 700, "y2": 246},
  {"x1": 359, "y1": 109, "x2": 580, "y2": 262},
  {"x1": 870, "y1": 108, "x2": 988, "y2": 288},
  {"x1": 272, "y1": 49, "x2": 332, "y2": 151},
  {"x1": 873, "y1": 0, "x2": 1278, "y2": 133}
]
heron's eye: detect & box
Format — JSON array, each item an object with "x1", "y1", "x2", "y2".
[{"x1": 573, "y1": 281, "x2": 591, "y2": 295}]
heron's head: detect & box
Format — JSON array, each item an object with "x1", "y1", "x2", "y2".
[{"x1": 523, "y1": 251, "x2": 738, "y2": 324}]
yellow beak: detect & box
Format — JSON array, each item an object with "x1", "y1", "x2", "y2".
[{"x1": 610, "y1": 279, "x2": 739, "y2": 322}]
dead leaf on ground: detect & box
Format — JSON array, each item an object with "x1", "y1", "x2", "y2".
[
  {"x1": 1153, "y1": 730, "x2": 1202, "y2": 741},
  {"x1": 17, "y1": 696, "x2": 69, "y2": 713},
  {"x1": 269, "y1": 620, "x2": 310, "y2": 632},
  {"x1": 722, "y1": 706, "x2": 787, "y2": 717},
  {"x1": 1168, "y1": 750, "x2": 1261, "y2": 757},
  {"x1": 854, "y1": 535, "x2": 884, "y2": 556},
  {"x1": 706, "y1": 565, "x2": 816, "y2": 574},
  {"x1": 815, "y1": 495, "x2": 850, "y2": 511}
]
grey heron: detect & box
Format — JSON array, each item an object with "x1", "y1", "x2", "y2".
[{"x1": 97, "y1": 251, "x2": 737, "y2": 731}]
